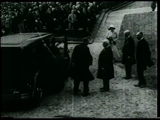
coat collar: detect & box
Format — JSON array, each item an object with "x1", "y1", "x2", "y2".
[
  {"x1": 139, "y1": 37, "x2": 144, "y2": 41},
  {"x1": 125, "y1": 35, "x2": 131, "y2": 40},
  {"x1": 104, "y1": 45, "x2": 110, "y2": 50},
  {"x1": 128, "y1": 35, "x2": 131, "y2": 38}
]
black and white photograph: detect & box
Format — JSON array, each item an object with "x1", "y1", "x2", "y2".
[{"x1": 1, "y1": 1, "x2": 157, "y2": 118}]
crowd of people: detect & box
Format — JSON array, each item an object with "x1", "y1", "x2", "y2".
[{"x1": 1, "y1": 2, "x2": 104, "y2": 37}]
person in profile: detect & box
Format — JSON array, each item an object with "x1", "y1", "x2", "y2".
[
  {"x1": 97, "y1": 40, "x2": 114, "y2": 92},
  {"x1": 134, "y1": 32, "x2": 154, "y2": 88},
  {"x1": 70, "y1": 38, "x2": 94, "y2": 96}
]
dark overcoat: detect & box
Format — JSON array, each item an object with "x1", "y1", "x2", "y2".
[
  {"x1": 71, "y1": 43, "x2": 94, "y2": 81},
  {"x1": 97, "y1": 46, "x2": 114, "y2": 80},
  {"x1": 136, "y1": 38, "x2": 153, "y2": 70},
  {"x1": 122, "y1": 36, "x2": 136, "y2": 64}
]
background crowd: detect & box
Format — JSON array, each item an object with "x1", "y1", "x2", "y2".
[{"x1": 1, "y1": 2, "x2": 105, "y2": 37}]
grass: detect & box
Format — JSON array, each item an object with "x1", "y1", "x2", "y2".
[{"x1": 117, "y1": 11, "x2": 157, "y2": 89}]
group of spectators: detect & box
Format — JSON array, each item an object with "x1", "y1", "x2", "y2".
[{"x1": 1, "y1": 2, "x2": 104, "y2": 37}]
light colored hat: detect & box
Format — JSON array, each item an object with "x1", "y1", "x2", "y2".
[{"x1": 108, "y1": 25, "x2": 115, "y2": 30}]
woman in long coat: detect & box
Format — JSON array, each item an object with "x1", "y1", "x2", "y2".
[{"x1": 97, "y1": 40, "x2": 114, "y2": 92}]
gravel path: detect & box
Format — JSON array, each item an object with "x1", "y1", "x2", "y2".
[{"x1": 1, "y1": 1, "x2": 157, "y2": 118}]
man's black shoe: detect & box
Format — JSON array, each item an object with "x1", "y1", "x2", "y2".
[
  {"x1": 81, "y1": 93, "x2": 90, "y2": 97},
  {"x1": 100, "y1": 88, "x2": 109, "y2": 92},
  {"x1": 100, "y1": 87, "x2": 104, "y2": 90},
  {"x1": 134, "y1": 84, "x2": 141, "y2": 87},
  {"x1": 73, "y1": 89, "x2": 81, "y2": 95},
  {"x1": 140, "y1": 84, "x2": 147, "y2": 88}
]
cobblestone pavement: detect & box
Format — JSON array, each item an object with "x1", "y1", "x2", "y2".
[{"x1": 1, "y1": 1, "x2": 157, "y2": 118}]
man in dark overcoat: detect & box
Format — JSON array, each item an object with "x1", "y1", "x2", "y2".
[
  {"x1": 122, "y1": 30, "x2": 135, "y2": 79},
  {"x1": 97, "y1": 40, "x2": 114, "y2": 92},
  {"x1": 134, "y1": 32, "x2": 154, "y2": 88},
  {"x1": 70, "y1": 38, "x2": 94, "y2": 96}
]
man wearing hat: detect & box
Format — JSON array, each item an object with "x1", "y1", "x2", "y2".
[
  {"x1": 134, "y1": 32, "x2": 154, "y2": 88},
  {"x1": 97, "y1": 39, "x2": 114, "y2": 92},
  {"x1": 70, "y1": 38, "x2": 94, "y2": 96},
  {"x1": 106, "y1": 25, "x2": 120, "y2": 62}
]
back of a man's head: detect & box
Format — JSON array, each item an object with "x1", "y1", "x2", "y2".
[
  {"x1": 103, "y1": 39, "x2": 109, "y2": 48},
  {"x1": 124, "y1": 30, "x2": 130, "y2": 37},
  {"x1": 136, "y1": 32, "x2": 143, "y2": 40},
  {"x1": 136, "y1": 32, "x2": 143, "y2": 36}
]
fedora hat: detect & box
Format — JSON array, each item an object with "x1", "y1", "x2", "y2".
[{"x1": 108, "y1": 25, "x2": 115, "y2": 30}]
